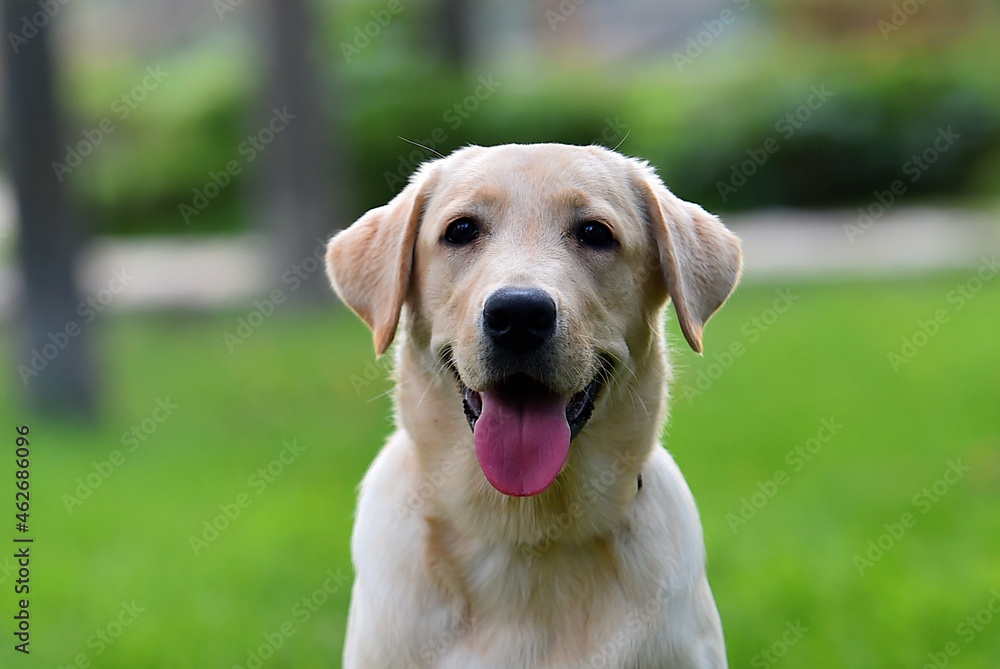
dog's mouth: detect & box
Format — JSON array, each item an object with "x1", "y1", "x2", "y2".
[
  {"x1": 445, "y1": 353, "x2": 613, "y2": 497},
  {"x1": 460, "y1": 372, "x2": 607, "y2": 440}
]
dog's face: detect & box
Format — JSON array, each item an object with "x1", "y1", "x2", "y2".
[{"x1": 327, "y1": 144, "x2": 741, "y2": 505}]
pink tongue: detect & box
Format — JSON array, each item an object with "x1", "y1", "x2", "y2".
[{"x1": 473, "y1": 389, "x2": 571, "y2": 497}]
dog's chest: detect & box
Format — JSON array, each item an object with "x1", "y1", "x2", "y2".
[
  {"x1": 424, "y1": 601, "x2": 649, "y2": 669},
  {"x1": 418, "y1": 541, "x2": 659, "y2": 668}
]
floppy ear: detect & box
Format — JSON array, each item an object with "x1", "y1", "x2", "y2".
[
  {"x1": 326, "y1": 174, "x2": 431, "y2": 356},
  {"x1": 636, "y1": 173, "x2": 742, "y2": 354}
]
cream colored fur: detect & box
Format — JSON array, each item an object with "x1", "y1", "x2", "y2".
[{"x1": 326, "y1": 144, "x2": 741, "y2": 668}]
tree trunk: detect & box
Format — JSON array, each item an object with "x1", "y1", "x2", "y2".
[
  {"x1": 3, "y1": 0, "x2": 97, "y2": 419},
  {"x1": 437, "y1": 0, "x2": 473, "y2": 72},
  {"x1": 260, "y1": 0, "x2": 345, "y2": 304}
]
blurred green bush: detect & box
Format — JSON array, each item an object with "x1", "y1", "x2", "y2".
[
  {"x1": 65, "y1": 37, "x2": 253, "y2": 236},
  {"x1": 59, "y1": 4, "x2": 1000, "y2": 235}
]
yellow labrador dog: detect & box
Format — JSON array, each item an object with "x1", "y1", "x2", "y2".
[{"x1": 326, "y1": 143, "x2": 741, "y2": 668}]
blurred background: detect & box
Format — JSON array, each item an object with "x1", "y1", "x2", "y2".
[{"x1": 1, "y1": 0, "x2": 998, "y2": 666}]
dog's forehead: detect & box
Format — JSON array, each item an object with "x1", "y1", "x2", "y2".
[{"x1": 428, "y1": 144, "x2": 639, "y2": 218}]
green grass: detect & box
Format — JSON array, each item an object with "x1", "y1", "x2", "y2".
[{"x1": 1, "y1": 273, "x2": 998, "y2": 668}]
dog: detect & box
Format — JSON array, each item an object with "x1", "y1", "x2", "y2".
[{"x1": 325, "y1": 143, "x2": 741, "y2": 668}]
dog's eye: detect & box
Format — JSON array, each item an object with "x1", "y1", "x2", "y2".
[
  {"x1": 575, "y1": 221, "x2": 616, "y2": 249},
  {"x1": 443, "y1": 217, "x2": 480, "y2": 245}
]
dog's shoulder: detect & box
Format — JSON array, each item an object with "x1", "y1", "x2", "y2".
[
  {"x1": 348, "y1": 431, "x2": 460, "y2": 665},
  {"x1": 352, "y1": 431, "x2": 423, "y2": 568},
  {"x1": 613, "y1": 447, "x2": 727, "y2": 667},
  {"x1": 611, "y1": 447, "x2": 713, "y2": 628}
]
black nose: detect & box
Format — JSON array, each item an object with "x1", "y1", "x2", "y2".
[{"x1": 483, "y1": 288, "x2": 557, "y2": 353}]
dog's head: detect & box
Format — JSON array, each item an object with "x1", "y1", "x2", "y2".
[{"x1": 327, "y1": 144, "x2": 740, "y2": 506}]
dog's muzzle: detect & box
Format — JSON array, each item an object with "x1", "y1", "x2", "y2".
[{"x1": 439, "y1": 287, "x2": 614, "y2": 498}]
